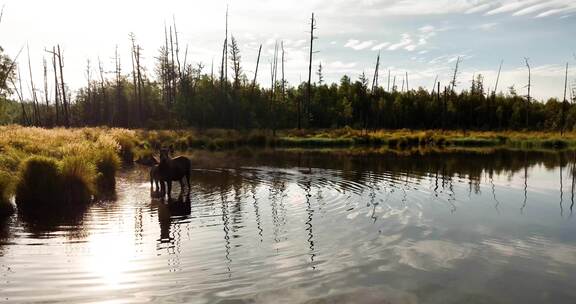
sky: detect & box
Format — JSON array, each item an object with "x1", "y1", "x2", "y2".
[{"x1": 1, "y1": 0, "x2": 576, "y2": 101}]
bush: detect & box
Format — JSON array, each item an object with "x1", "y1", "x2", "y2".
[
  {"x1": 15, "y1": 156, "x2": 62, "y2": 209},
  {"x1": 94, "y1": 148, "x2": 121, "y2": 191},
  {"x1": 60, "y1": 156, "x2": 96, "y2": 204}
]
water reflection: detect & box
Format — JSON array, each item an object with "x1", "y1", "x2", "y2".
[{"x1": 1, "y1": 148, "x2": 576, "y2": 303}]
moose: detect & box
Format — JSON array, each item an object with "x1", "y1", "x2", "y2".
[{"x1": 154, "y1": 146, "x2": 191, "y2": 200}]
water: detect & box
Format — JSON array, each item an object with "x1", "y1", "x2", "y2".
[{"x1": 1, "y1": 149, "x2": 576, "y2": 303}]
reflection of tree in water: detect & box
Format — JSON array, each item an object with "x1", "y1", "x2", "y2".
[
  {"x1": 521, "y1": 152, "x2": 528, "y2": 215},
  {"x1": 298, "y1": 178, "x2": 316, "y2": 270},
  {"x1": 268, "y1": 172, "x2": 288, "y2": 244},
  {"x1": 250, "y1": 178, "x2": 263, "y2": 243},
  {"x1": 489, "y1": 169, "x2": 501, "y2": 214},
  {"x1": 560, "y1": 156, "x2": 564, "y2": 217}
]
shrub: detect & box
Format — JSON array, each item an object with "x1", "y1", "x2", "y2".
[
  {"x1": 60, "y1": 156, "x2": 96, "y2": 204},
  {"x1": 15, "y1": 156, "x2": 62, "y2": 209},
  {"x1": 94, "y1": 148, "x2": 121, "y2": 191}
]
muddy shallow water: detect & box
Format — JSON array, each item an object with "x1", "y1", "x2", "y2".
[{"x1": 1, "y1": 149, "x2": 576, "y2": 303}]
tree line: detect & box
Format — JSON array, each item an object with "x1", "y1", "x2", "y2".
[{"x1": 1, "y1": 11, "x2": 575, "y2": 132}]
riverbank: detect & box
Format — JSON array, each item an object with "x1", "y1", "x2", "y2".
[
  {"x1": 1, "y1": 125, "x2": 575, "y2": 215},
  {"x1": 133, "y1": 128, "x2": 576, "y2": 153}
]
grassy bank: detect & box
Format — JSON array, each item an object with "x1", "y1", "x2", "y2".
[
  {"x1": 132, "y1": 128, "x2": 576, "y2": 153},
  {"x1": 1, "y1": 125, "x2": 574, "y2": 214},
  {"x1": 0, "y1": 126, "x2": 128, "y2": 213}
]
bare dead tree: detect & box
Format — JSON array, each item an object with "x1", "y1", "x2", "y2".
[
  {"x1": 46, "y1": 44, "x2": 69, "y2": 127},
  {"x1": 371, "y1": 52, "x2": 380, "y2": 92},
  {"x1": 270, "y1": 41, "x2": 279, "y2": 136},
  {"x1": 220, "y1": 6, "x2": 229, "y2": 89},
  {"x1": 387, "y1": 69, "x2": 391, "y2": 92},
  {"x1": 98, "y1": 57, "x2": 107, "y2": 125},
  {"x1": 114, "y1": 45, "x2": 122, "y2": 126},
  {"x1": 163, "y1": 23, "x2": 171, "y2": 107},
  {"x1": 281, "y1": 41, "x2": 285, "y2": 103},
  {"x1": 524, "y1": 57, "x2": 531, "y2": 128},
  {"x1": 9, "y1": 67, "x2": 29, "y2": 125},
  {"x1": 252, "y1": 44, "x2": 262, "y2": 93},
  {"x1": 494, "y1": 59, "x2": 503, "y2": 95},
  {"x1": 27, "y1": 45, "x2": 40, "y2": 125},
  {"x1": 129, "y1": 33, "x2": 144, "y2": 126},
  {"x1": 169, "y1": 26, "x2": 176, "y2": 106},
  {"x1": 450, "y1": 56, "x2": 461, "y2": 93},
  {"x1": 405, "y1": 71, "x2": 409, "y2": 92},
  {"x1": 43, "y1": 57, "x2": 50, "y2": 126},
  {"x1": 562, "y1": 62, "x2": 569, "y2": 135},
  {"x1": 173, "y1": 16, "x2": 182, "y2": 80},
  {"x1": 50, "y1": 47, "x2": 60, "y2": 125},
  {"x1": 85, "y1": 59, "x2": 92, "y2": 125},
  {"x1": 430, "y1": 75, "x2": 438, "y2": 95},
  {"x1": 306, "y1": 12, "x2": 317, "y2": 127}
]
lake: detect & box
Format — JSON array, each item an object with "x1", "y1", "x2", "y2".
[{"x1": 1, "y1": 149, "x2": 576, "y2": 303}]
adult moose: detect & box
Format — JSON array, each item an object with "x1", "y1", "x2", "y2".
[{"x1": 157, "y1": 147, "x2": 191, "y2": 200}]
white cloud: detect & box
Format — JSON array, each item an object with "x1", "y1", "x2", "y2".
[
  {"x1": 344, "y1": 39, "x2": 376, "y2": 50},
  {"x1": 419, "y1": 25, "x2": 435, "y2": 33},
  {"x1": 388, "y1": 34, "x2": 412, "y2": 50},
  {"x1": 472, "y1": 22, "x2": 499, "y2": 31},
  {"x1": 371, "y1": 42, "x2": 390, "y2": 51}
]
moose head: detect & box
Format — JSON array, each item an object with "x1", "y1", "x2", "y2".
[{"x1": 159, "y1": 145, "x2": 175, "y2": 163}]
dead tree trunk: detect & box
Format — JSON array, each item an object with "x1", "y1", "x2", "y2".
[
  {"x1": 43, "y1": 57, "x2": 50, "y2": 126},
  {"x1": 52, "y1": 49, "x2": 60, "y2": 125},
  {"x1": 270, "y1": 42, "x2": 279, "y2": 136},
  {"x1": 387, "y1": 69, "x2": 391, "y2": 92},
  {"x1": 371, "y1": 52, "x2": 380, "y2": 92},
  {"x1": 98, "y1": 57, "x2": 107, "y2": 125},
  {"x1": 306, "y1": 12, "x2": 317, "y2": 128},
  {"x1": 86, "y1": 59, "x2": 94, "y2": 125},
  {"x1": 562, "y1": 62, "x2": 569, "y2": 135},
  {"x1": 57, "y1": 45, "x2": 69, "y2": 127},
  {"x1": 27, "y1": 45, "x2": 40, "y2": 126},
  {"x1": 252, "y1": 44, "x2": 262, "y2": 93},
  {"x1": 405, "y1": 71, "x2": 409, "y2": 92},
  {"x1": 450, "y1": 56, "x2": 461, "y2": 93},
  {"x1": 11, "y1": 67, "x2": 29, "y2": 125},
  {"x1": 281, "y1": 41, "x2": 285, "y2": 103},
  {"x1": 430, "y1": 75, "x2": 438, "y2": 95},
  {"x1": 524, "y1": 57, "x2": 531, "y2": 128}
]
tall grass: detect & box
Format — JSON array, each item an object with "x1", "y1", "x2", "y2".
[{"x1": 0, "y1": 125, "x2": 134, "y2": 210}]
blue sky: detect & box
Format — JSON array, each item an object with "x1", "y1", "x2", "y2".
[{"x1": 1, "y1": 0, "x2": 575, "y2": 100}]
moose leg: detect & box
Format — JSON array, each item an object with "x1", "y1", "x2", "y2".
[{"x1": 166, "y1": 181, "x2": 172, "y2": 200}]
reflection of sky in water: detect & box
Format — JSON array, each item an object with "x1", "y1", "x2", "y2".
[{"x1": 1, "y1": 150, "x2": 576, "y2": 303}]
